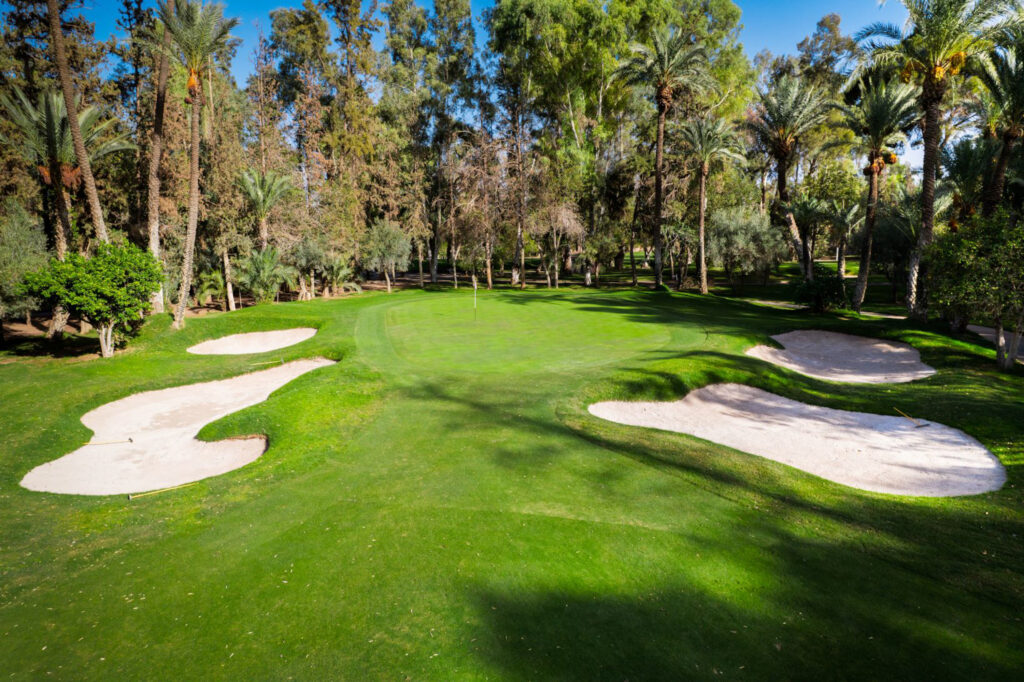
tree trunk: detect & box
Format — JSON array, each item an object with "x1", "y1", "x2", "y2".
[
  {"x1": 776, "y1": 157, "x2": 805, "y2": 275},
  {"x1": 516, "y1": 222, "x2": 525, "y2": 290},
  {"x1": 982, "y1": 133, "x2": 1018, "y2": 217},
  {"x1": 98, "y1": 323, "x2": 114, "y2": 358},
  {"x1": 429, "y1": 226, "x2": 439, "y2": 283},
  {"x1": 384, "y1": 269, "x2": 392, "y2": 293},
  {"x1": 259, "y1": 216, "x2": 269, "y2": 250},
  {"x1": 909, "y1": 93, "x2": 942, "y2": 319},
  {"x1": 46, "y1": 0, "x2": 107, "y2": 243},
  {"x1": 653, "y1": 104, "x2": 666, "y2": 287},
  {"x1": 698, "y1": 166, "x2": 709, "y2": 295},
  {"x1": 853, "y1": 167, "x2": 880, "y2": 312},
  {"x1": 173, "y1": 91, "x2": 202, "y2": 329},
  {"x1": 837, "y1": 233, "x2": 846, "y2": 280},
  {"x1": 485, "y1": 241, "x2": 493, "y2": 290},
  {"x1": 146, "y1": 28, "x2": 171, "y2": 314},
  {"x1": 224, "y1": 249, "x2": 236, "y2": 312},
  {"x1": 49, "y1": 170, "x2": 71, "y2": 261},
  {"x1": 46, "y1": 307, "x2": 69, "y2": 339},
  {"x1": 417, "y1": 241, "x2": 424, "y2": 287}
]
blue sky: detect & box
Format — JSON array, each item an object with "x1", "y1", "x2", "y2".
[{"x1": 81, "y1": 0, "x2": 909, "y2": 85}]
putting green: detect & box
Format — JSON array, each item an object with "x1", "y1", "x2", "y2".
[{"x1": 379, "y1": 292, "x2": 672, "y2": 373}]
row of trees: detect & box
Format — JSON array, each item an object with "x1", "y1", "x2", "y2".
[{"x1": 0, "y1": 0, "x2": 1022, "y2": 366}]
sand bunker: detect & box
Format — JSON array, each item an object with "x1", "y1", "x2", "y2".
[
  {"x1": 590, "y1": 384, "x2": 1004, "y2": 497},
  {"x1": 21, "y1": 358, "x2": 335, "y2": 495},
  {"x1": 187, "y1": 328, "x2": 318, "y2": 355},
  {"x1": 746, "y1": 330, "x2": 935, "y2": 383}
]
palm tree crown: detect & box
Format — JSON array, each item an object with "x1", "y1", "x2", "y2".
[
  {"x1": 156, "y1": 0, "x2": 237, "y2": 99},
  {"x1": 678, "y1": 116, "x2": 745, "y2": 171},
  {"x1": 834, "y1": 79, "x2": 919, "y2": 169},
  {"x1": 615, "y1": 29, "x2": 715, "y2": 111},
  {"x1": 747, "y1": 75, "x2": 830, "y2": 171},
  {"x1": 1, "y1": 87, "x2": 134, "y2": 188},
  {"x1": 238, "y1": 169, "x2": 293, "y2": 221},
  {"x1": 855, "y1": 0, "x2": 1019, "y2": 101}
]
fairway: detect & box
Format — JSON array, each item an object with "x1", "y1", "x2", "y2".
[
  {"x1": 382, "y1": 292, "x2": 673, "y2": 372},
  {"x1": 1, "y1": 289, "x2": 1023, "y2": 679}
]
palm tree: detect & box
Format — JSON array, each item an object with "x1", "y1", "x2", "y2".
[
  {"x1": 143, "y1": 21, "x2": 173, "y2": 313},
  {"x1": 747, "y1": 75, "x2": 831, "y2": 277},
  {"x1": 157, "y1": 0, "x2": 237, "y2": 329},
  {"x1": 834, "y1": 79, "x2": 919, "y2": 311},
  {"x1": 942, "y1": 137, "x2": 997, "y2": 223},
  {"x1": 976, "y1": 36, "x2": 1024, "y2": 215},
  {"x1": 45, "y1": 0, "x2": 109, "y2": 243},
  {"x1": 825, "y1": 200, "x2": 864, "y2": 285},
  {"x1": 786, "y1": 195, "x2": 827, "y2": 277},
  {"x1": 237, "y1": 247, "x2": 297, "y2": 304},
  {"x1": 0, "y1": 87, "x2": 134, "y2": 260},
  {"x1": 855, "y1": 0, "x2": 1019, "y2": 316},
  {"x1": 238, "y1": 168, "x2": 292, "y2": 249},
  {"x1": 616, "y1": 27, "x2": 713, "y2": 287},
  {"x1": 678, "y1": 116, "x2": 744, "y2": 294}
]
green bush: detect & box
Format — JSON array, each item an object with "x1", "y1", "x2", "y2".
[
  {"x1": 792, "y1": 265, "x2": 848, "y2": 313},
  {"x1": 24, "y1": 242, "x2": 162, "y2": 357},
  {"x1": 0, "y1": 201, "x2": 47, "y2": 341},
  {"x1": 237, "y1": 247, "x2": 297, "y2": 304}
]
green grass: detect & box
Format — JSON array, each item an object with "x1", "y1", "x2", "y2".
[{"x1": 1, "y1": 287, "x2": 1022, "y2": 679}]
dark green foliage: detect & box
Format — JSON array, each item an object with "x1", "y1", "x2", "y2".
[
  {"x1": 792, "y1": 264, "x2": 848, "y2": 312},
  {"x1": 363, "y1": 219, "x2": 411, "y2": 291},
  {"x1": 928, "y1": 211, "x2": 1024, "y2": 369},
  {"x1": 708, "y1": 207, "x2": 789, "y2": 285},
  {"x1": 0, "y1": 201, "x2": 47, "y2": 331},
  {"x1": 237, "y1": 247, "x2": 297, "y2": 304},
  {"x1": 23, "y1": 241, "x2": 161, "y2": 356}
]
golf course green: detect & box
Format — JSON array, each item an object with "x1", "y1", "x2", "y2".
[{"x1": 1, "y1": 288, "x2": 1022, "y2": 679}]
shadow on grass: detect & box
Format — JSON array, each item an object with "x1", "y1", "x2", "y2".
[{"x1": 3, "y1": 333, "x2": 97, "y2": 359}]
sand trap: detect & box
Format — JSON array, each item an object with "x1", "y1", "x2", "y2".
[
  {"x1": 590, "y1": 384, "x2": 1004, "y2": 497},
  {"x1": 187, "y1": 327, "x2": 318, "y2": 355},
  {"x1": 21, "y1": 358, "x2": 335, "y2": 495},
  {"x1": 746, "y1": 330, "x2": 935, "y2": 383}
]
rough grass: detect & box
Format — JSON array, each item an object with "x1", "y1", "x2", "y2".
[{"x1": 1, "y1": 287, "x2": 1022, "y2": 679}]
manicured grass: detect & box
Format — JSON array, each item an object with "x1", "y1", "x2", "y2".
[{"x1": 1, "y1": 287, "x2": 1022, "y2": 679}]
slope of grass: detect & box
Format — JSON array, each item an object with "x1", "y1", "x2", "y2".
[{"x1": 0, "y1": 287, "x2": 1021, "y2": 679}]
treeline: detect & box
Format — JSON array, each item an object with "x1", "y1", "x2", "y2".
[{"x1": 0, "y1": 0, "x2": 1022, "y2": 367}]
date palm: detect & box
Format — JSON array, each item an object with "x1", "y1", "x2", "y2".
[
  {"x1": 855, "y1": 0, "x2": 1020, "y2": 316},
  {"x1": 678, "y1": 116, "x2": 744, "y2": 294},
  {"x1": 616, "y1": 27, "x2": 713, "y2": 287},
  {"x1": 747, "y1": 75, "x2": 830, "y2": 277},
  {"x1": 142, "y1": 22, "x2": 173, "y2": 312},
  {"x1": 825, "y1": 200, "x2": 864, "y2": 285},
  {"x1": 238, "y1": 169, "x2": 293, "y2": 249},
  {"x1": 834, "y1": 79, "x2": 919, "y2": 311},
  {"x1": 942, "y1": 137, "x2": 997, "y2": 223},
  {"x1": 976, "y1": 36, "x2": 1024, "y2": 215},
  {"x1": 156, "y1": 0, "x2": 237, "y2": 329},
  {"x1": 1, "y1": 88, "x2": 133, "y2": 259},
  {"x1": 45, "y1": 0, "x2": 109, "y2": 243}
]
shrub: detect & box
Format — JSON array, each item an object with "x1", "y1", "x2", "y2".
[
  {"x1": 24, "y1": 242, "x2": 162, "y2": 357},
  {"x1": 0, "y1": 201, "x2": 47, "y2": 342},
  {"x1": 792, "y1": 265, "x2": 848, "y2": 313},
  {"x1": 363, "y1": 220, "x2": 411, "y2": 293},
  {"x1": 237, "y1": 247, "x2": 297, "y2": 304},
  {"x1": 708, "y1": 207, "x2": 788, "y2": 285}
]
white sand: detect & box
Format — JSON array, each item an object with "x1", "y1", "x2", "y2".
[
  {"x1": 746, "y1": 330, "x2": 935, "y2": 383},
  {"x1": 187, "y1": 327, "x2": 318, "y2": 355},
  {"x1": 589, "y1": 384, "x2": 1004, "y2": 497},
  {"x1": 21, "y1": 358, "x2": 335, "y2": 496}
]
